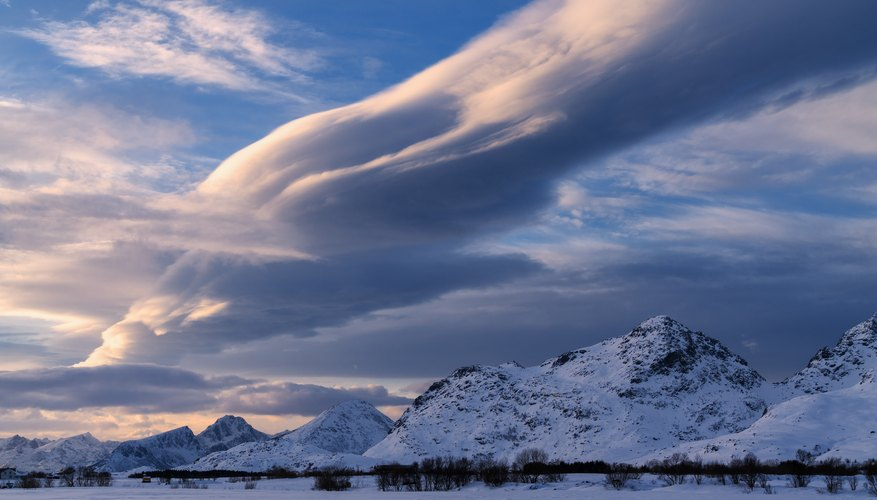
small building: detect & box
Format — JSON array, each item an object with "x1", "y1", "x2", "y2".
[
  {"x1": 0, "y1": 468, "x2": 15, "y2": 488},
  {"x1": 142, "y1": 476, "x2": 152, "y2": 483}
]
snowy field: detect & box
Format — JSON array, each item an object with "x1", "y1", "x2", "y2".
[{"x1": 0, "y1": 474, "x2": 872, "y2": 499}]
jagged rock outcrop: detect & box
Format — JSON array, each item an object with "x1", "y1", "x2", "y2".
[
  {"x1": 365, "y1": 316, "x2": 769, "y2": 463},
  {"x1": 782, "y1": 313, "x2": 877, "y2": 394},
  {"x1": 196, "y1": 415, "x2": 268, "y2": 454},
  {"x1": 187, "y1": 400, "x2": 392, "y2": 472},
  {"x1": 95, "y1": 426, "x2": 204, "y2": 472}
]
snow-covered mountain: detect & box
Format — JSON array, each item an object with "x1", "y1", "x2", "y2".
[
  {"x1": 4, "y1": 312, "x2": 877, "y2": 473},
  {"x1": 644, "y1": 374, "x2": 877, "y2": 463},
  {"x1": 781, "y1": 313, "x2": 877, "y2": 395},
  {"x1": 187, "y1": 400, "x2": 393, "y2": 472},
  {"x1": 196, "y1": 415, "x2": 268, "y2": 454},
  {"x1": 21, "y1": 433, "x2": 117, "y2": 473},
  {"x1": 95, "y1": 426, "x2": 204, "y2": 472},
  {"x1": 93, "y1": 415, "x2": 269, "y2": 472},
  {"x1": 0, "y1": 433, "x2": 116, "y2": 473},
  {"x1": 365, "y1": 316, "x2": 770, "y2": 464},
  {"x1": 645, "y1": 313, "x2": 877, "y2": 463},
  {"x1": 0, "y1": 435, "x2": 50, "y2": 464}
]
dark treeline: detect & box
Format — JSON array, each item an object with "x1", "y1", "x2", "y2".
[
  {"x1": 128, "y1": 449, "x2": 877, "y2": 494},
  {"x1": 607, "y1": 451, "x2": 877, "y2": 494},
  {"x1": 372, "y1": 448, "x2": 568, "y2": 492},
  {"x1": 130, "y1": 469, "x2": 263, "y2": 480},
  {"x1": 12, "y1": 467, "x2": 112, "y2": 489}
]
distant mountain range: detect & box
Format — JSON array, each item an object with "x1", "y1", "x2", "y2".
[
  {"x1": 2, "y1": 312, "x2": 876, "y2": 473},
  {"x1": 0, "y1": 433, "x2": 117, "y2": 473},
  {"x1": 185, "y1": 400, "x2": 392, "y2": 472}
]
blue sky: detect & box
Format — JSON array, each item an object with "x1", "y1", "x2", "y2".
[{"x1": 1, "y1": 0, "x2": 876, "y2": 439}]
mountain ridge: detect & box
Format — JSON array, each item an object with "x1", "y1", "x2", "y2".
[
  {"x1": 3, "y1": 312, "x2": 877, "y2": 472},
  {"x1": 365, "y1": 315, "x2": 771, "y2": 464},
  {"x1": 186, "y1": 400, "x2": 392, "y2": 472}
]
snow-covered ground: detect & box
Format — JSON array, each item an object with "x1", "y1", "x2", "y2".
[{"x1": 0, "y1": 474, "x2": 872, "y2": 499}]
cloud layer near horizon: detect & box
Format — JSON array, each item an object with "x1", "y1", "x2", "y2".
[{"x1": 0, "y1": 364, "x2": 410, "y2": 416}]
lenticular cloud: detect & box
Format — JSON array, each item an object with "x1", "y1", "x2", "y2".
[{"x1": 84, "y1": 0, "x2": 877, "y2": 365}]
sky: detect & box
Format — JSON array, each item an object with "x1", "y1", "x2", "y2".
[{"x1": 0, "y1": 0, "x2": 876, "y2": 440}]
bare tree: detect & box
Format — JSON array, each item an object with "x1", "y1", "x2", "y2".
[
  {"x1": 864, "y1": 460, "x2": 877, "y2": 496},
  {"x1": 657, "y1": 453, "x2": 689, "y2": 486},
  {"x1": 605, "y1": 463, "x2": 641, "y2": 490},
  {"x1": 513, "y1": 448, "x2": 549, "y2": 484},
  {"x1": 738, "y1": 453, "x2": 762, "y2": 492},
  {"x1": 789, "y1": 449, "x2": 813, "y2": 488}
]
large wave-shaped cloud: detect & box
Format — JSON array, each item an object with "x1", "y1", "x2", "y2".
[{"x1": 82, "y1": 0, "x2": 877, "y2": 365}]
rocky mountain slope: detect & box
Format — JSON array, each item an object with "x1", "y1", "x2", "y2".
[
  {"x1": 644, "y1": 313, "x2": 877, "y2": 463},
  {"x1": 0, "y1": 433, "x2": 116, "y2": 473},
  {"x1": 196, "y1": 415, "x2": 269, "y2": 454},
  {"x1": 781, "y1": 313, "x2": 877, "y2": 395},
  {"x1": 94, "y1": 426, "x2": 204, "y2": 472},
  {"x1": 0, "y1": 435, "x2": 51, "y2": 467},
  {"x1": 645, "y1": 373, "x2": 877, "y2": 463},
  {"x1": 94, "y1": 414, "x2": 271, "y2": 472},
  {"x1": 187, "y1": 400, "x2": 392, "y2": 472},
  {"x1": 365, "y1": 316, "x2": 770, "y2": 464}
]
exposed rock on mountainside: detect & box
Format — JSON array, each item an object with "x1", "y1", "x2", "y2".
[
  {"x1": 188, "y1": 400, "x2": 392, "y2": 472},
  {"x1": 0, "y1": 433, "x2": 116, "y2": 473},
  {"x1": 365, "y1": 316, "x2": 769, "y2": 463},
  {"x1": 196, "y1": 415, "x2": 268, "y2": 454},
  {"x1": 782, "y1": 313, "x2": 877, "y2": 394},
  {"x1": 95, "y1": 426, "x2": 204, "y2": 472}
]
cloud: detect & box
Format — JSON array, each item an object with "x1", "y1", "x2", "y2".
[
  {"x1": 195, "y1": 0, "x2": 877, "y2": 253},
  {"x1": 3, "y1": 0, "x2": 876, "y2": 388},
  {"x1": 0, "y1": 364, "x2": 408, "y2": 421},
  {"x1": 0, "y1": 364, "x2": 236, "y2": 413},
  {"x1": 195, "y1": 239, "x2": 875, "y2": 383},
  {"x1": 17, "y1": 0, "x2": 320, "y2": 96},
  {"x1": 220, "y1": 383, "x2": 411, "y2": 417},
  {"x1": 76, "y1": 0, "x2": 877, "y2": 366},
  {"x1": 0, "y1": 96, "x2": 201, "y2": 348},
  {"x1": 81, "y1": 246, "x2": 539, "y2": 365}
]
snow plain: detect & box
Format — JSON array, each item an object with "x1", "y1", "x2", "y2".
[{"x1": 0, "y1": 475, "x2": 872, "y2": 499}]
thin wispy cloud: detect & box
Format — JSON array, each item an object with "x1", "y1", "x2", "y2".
[{"x1": 18, "y1": 0, "x2": 320, "y2": 97}]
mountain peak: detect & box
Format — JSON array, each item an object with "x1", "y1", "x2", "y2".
[
  {"x1": 627, "y1": 315, "x2": 690, "y2": 338},
  {"x1": 367, "y1": 316, "x2": 769, "y2": 464},
  {"x1": 286, "y1": 400, "x2": 393, "y2": 454},
  {"x1": 327, "y1": 399, "x2": 380, "y2": 413},
  {"x1": 96, "y1": 425, "x2": 203, "y2": 472},
  {"x1": 188, "y1": 401, "x2": 391, "y2": 473},
  {"x1": 197, "y1": 415, "x2": 267, "y2": 454},
  {"x1": 839, "y1": 313, "x2": 877, "y2": 345},
  {"x1": 783, "y1": 313, "x2": 877, "y2": 395}
]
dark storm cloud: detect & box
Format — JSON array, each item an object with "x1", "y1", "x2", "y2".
[
  {"x1": 0, "y1": 365, "x2": 239, "y2": 412},
  {"x1": 221, "y1": 383, "x2": 412, "y2": 416},
  {"x1": 261, "y1": 257, "x2": 875, "y2": 384},
  {"x1": 87, "y1": 246, "x2": 539, "y2": 364},
  {"x1": 85, "y1": 0, "x2": 877, "y2": 365},
  {"x1": 0, "y1": 364, "x2": 410, "y2": 417},
  {"x1": 181, "y1": 226, "x2": 877, "y2": 383}
]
